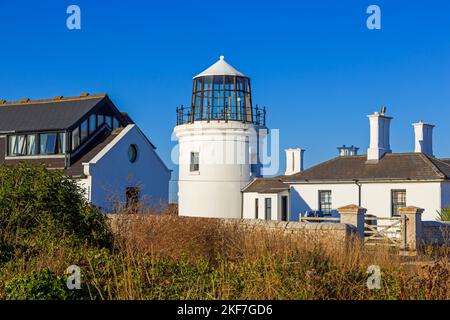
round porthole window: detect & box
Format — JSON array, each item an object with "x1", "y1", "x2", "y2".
[{"x1": 128, "y1": 144, "x2": 138, "y2": 163}]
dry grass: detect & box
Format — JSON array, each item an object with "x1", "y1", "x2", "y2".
[
  {"x1": 1, "y1": 206, "x2": 449, "y2": 300},
  {"x1": 99, "y1": 209, "x2": 449, "y2": 300}
]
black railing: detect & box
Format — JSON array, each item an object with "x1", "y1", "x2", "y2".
[{"x1": 176, "y1": 105, "x2": 266, "y2": 126}]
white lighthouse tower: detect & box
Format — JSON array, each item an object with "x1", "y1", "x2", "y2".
[{"x1": 174, "y1": 56, "x2": 267, "y2": 219}]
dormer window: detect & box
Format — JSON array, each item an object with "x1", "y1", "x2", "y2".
[
  {"x1": 27, "y1": 135, "x2": 37, "y2": 155},
  {"x1": 105, "y1": 116, "x2": 112, "y2": 128},
  {"x1": 70, "y1": 114, "x2": 123, "y2": 151},
  {"x1": 113, "y1": 118, "x2": 119, "y2": 130},
  {"x1": 8, "y1": 135, "x2": 26, "y2": 156},
  {"x1": 89, "y1": 114, "x2": 96, "y2": 135},
  {"x1": 80, "y1": 120, "x2": 88, "y2": 142},
  {"x1": 97, "y1": 114, "x2": 105, "y2": 126},
  {"x1": 7, "y1": 132, "x2": 65, "y2": 156},
  {"x1": 40, "y1": 133, "x2": 65, "y2": 155}
]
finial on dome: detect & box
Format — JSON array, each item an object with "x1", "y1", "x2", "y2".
[{"x1": 219, "y1": 55, "x2": 225, "y2": 60}]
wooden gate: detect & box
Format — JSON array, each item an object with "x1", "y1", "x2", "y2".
[{"x1": 364, "y1": 216, "x2": 406, "y2": 247}]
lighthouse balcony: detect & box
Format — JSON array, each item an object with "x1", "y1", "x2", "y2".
[{"x1": 176, "y1": 105, "x2": 266, "y2": 126}]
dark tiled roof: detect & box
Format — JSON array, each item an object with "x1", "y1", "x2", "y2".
[
  {"x1": 65, "y1": 128, "x2": 123, "y2": 177},
  {"x1": 242, "y1": 178, "x2": 289, "y2": 193},
  {"x1": 281, "y1": 153, "x2": 450, "y2": 182},
  {"x1": 427, "y1": 157, "x2": 450, "y2": 178},
  {"x1": 438, "y1": 158, "x2": 450, "y2": 166},
  {"x1": 0, "y1": 94, "x2": 106, "y2": 133}
]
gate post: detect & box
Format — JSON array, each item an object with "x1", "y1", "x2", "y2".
[
  {"x1": 338, "y1": 204, "x2": 366, "y2": 238},
  {"x1": 399, "y1": 206, "x2": 424, "y2": 255}
]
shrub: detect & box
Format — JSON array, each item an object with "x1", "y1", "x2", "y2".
[
  {"x1": 437, "y1": 207, "x2": 450, "y2": 222},
  {"x1": 0, "y1": 164, "x2": 111, "y2": 247},
  {"x1": 5, "y1": 269, "x2": 82, "y2": 300},
  {"x1": 0, "y1": 241, "x2": 14, "y2": 265}
]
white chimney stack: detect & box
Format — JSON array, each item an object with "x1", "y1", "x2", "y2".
[
  {"x1": 285, "y1": 148, "x2": 305, "y2": 175},
  {"x1": 413, "y1": 121, "x2": 434, "y2": 157},
  {"x1": 367, "y1": 108, "x2": 392, "y2": 162}
]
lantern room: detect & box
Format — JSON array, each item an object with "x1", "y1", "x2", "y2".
[{"x1": 176, "y1": 56, "x2": 266, "y2": 126}]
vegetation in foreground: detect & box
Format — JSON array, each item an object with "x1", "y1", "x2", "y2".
[{"x1": 0, "y1": 164, "x2": 449, "y2": 300}]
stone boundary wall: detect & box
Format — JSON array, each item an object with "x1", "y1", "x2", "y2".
[
  {"x1": 107, "y1": 214, "x2": 357, "y2": 243},
  {"x1": 222, "y1": 219, "x2": 357, "y2": 241},
  {"x1": 422, "y1": 221, "x2": 450, "y2": 245}
]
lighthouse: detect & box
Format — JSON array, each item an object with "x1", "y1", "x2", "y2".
[{"x1": 174, "y1": 56, "x2": 268, "y2": 219}]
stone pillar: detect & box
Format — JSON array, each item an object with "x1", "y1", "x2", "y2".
[
  {"x1": 399, "y1": 206, "x2": 424, "y2": 255},
  {"x1": 338, "y1": 204, "x2": 366, "y2": 238}
]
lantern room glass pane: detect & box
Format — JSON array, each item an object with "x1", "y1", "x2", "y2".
[
  {"x1": 191, "y1": 75, "x2": 253, "y2": 122},
  {"x1": 203, "y1": 77, "x2": 212, "y2": 90}
]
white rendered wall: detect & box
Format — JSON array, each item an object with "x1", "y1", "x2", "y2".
[
  {"x1": 290, "y1": 181, "x2": 441, "y2": 221},
  {"x1": 175, "y1": 121, "x2": 265, "y2": 219},
  {"x1": 76, "y1": 178, "x2": 91, "y2": 202},
  {"x1": 440, "y1": 181, "x2": 450, "y2": 209},
  {"x1": 361, "y1": 182, "x2": 440, "y2": 221},
  {"x1": 290, "y1": 183, "x2": 358, "y2": 220},
  {"x1": 84, "y1": 125, "x2": 171, "y2": 211},
  {"x1": 243, "y1": 191, "x2": 290, "y2": 220}
]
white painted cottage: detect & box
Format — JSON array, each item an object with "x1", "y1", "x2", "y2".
[
  {"x1": 243, "y1": 110, "x2": 450, "y2": 221},
  {"x1": 0, "y1": 94, "x2": 171, "y2": 211}
]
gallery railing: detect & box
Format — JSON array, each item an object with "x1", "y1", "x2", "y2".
[{"x1": 176, "y1": 105, "x2": 266, "y2": 126}]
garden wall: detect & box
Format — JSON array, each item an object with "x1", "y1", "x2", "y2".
[{"x1": 422, "y1": 221, "x2": 450, "y2": 245}]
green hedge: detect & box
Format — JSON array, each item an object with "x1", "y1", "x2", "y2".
[{"x1": 0, "y1": 164, "x2": 111, "y2": 247}]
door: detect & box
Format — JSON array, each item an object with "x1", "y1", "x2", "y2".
[{"x1": 281, "y1": 196, "x2": 288, "y2": 221}]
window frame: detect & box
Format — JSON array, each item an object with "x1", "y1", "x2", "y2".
[
  {"x1": 190, "y1": 151, "x2": 200, "y2": 172},
  {"x1": 255, "y1": 198, "x2": 259, "y2": 219},
  {"x1": 105, "y1": 116, "x2": 113, "y2": 128},
  {"x1": 6, "y1": 132, "x2": 65, "y2": 157},
  {"x1": 72, "y1": 127, "x2": 80, "y2": 151},
  {"x1": 113, "y1": 117, "x2": 119, "y2": 130},
  {"x1": 80, "y1": 119, "x2": 88, "y2": 143},
  {"x1": 8, "y1": 135, "x2": 26, "y2": 156},
  {"x1": 26, "y1": 134, "x2": 37, "y2": 155},
  {"x1": 264, "y1": 198, "x2": 272, "y2": 220},
  {"x1": 89, "y1": 114, "x2": 97, "y2": 135},
  {"x1": 391, "y1": 189, "x2": 406, "y2": 217},
  {"x1": 318, "y1": 190, "x2": 332, "y2": 216}
]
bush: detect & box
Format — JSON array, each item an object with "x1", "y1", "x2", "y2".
[
  {"x1": 0, "y1": 164, "x2": 111, "y2": 247},
  {"x1": 5, "y1": 269, "x2": 81, "y2": 300},
  {"x1": 437, "y1": 208, "x2": 450, "y2": 222},
  {"x1": 0, "y1": 241, "x2": 14, "y2": 265}
]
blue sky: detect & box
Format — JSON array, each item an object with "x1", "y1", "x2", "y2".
[{"x1": 1, "y1": 1, "x2": 450, "y2": 200}]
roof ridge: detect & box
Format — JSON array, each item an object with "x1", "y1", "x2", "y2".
[
  {"x1": 385, "y1": 152, "x2": 421, "y2": 156},
  {"x1": 427, "y1": 157, "x2": 450, "y2": 178},
  {"x1": 417, "y1": 153, "x2": 446, "y2": 179},
  {"x1": 0, "y1": 93, "x2": 107, "y2": 106},
  {"x1": 282, "y1": 156, "x2": 342, "y2": 180},
  {"x1": 241, "y1": 177, "x2": 258, "y2": 192},
  {"x1": 430, "y1": 157, "x2": 450, "y2": 166}
]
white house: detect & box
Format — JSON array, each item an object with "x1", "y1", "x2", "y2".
[
  {"x1": 74, "y1": 124, "x2": 171, "y2": 210},
  {"x1": 0, "y1": 93, "x2": 171, "y2": 211},
  {"x1": 243, "y1": 109, "x2": 450, "y2": 221}
]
